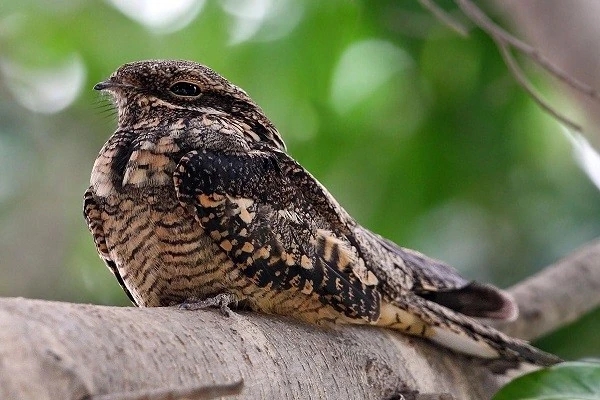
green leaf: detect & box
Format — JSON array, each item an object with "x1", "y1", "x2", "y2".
[{"x1": 493, "y1": 361, "x2": 600, "y2": 400}]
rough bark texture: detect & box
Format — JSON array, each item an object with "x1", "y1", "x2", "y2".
[{"x1": 1, "y1": 297, "x2": 513, "y2": 400}]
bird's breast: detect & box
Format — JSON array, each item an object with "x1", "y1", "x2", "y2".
[
  {"x1": 90, "y1": 134, "x2": 239, "y2": 306},
  {"x1": 99, "y1": 185, "x2": 235, "y2": 307},
  {"x1": 91, "y1": 133, "x2": 182, "y2": 195}
]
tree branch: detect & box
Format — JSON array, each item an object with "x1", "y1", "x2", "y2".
[
  {"x1": 422, "y1": 0, "x2": 600, "y2": 133},
  {"x1": 496, "y1": 42, "x2": 581, "y2": 131},
  {"x1": 419, "y1": 0, "x2": 600, "y2": 339},
  {"x1": 417, "y1": 0, "x2": 469, "y2": 37},
  {"x1": 494, "y1": 238, "x2": 600, "y2": 341},
  {"x1": 490, "y1": 1, "x2": 600, "y2": 150},
  {"x1": 0, "y1": 297, "x2": 513, "y2": 400},
  {"x1": 455, "y1": 0, "x2": 599, "y2": 100}
]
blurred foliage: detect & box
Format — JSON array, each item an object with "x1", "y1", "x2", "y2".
[
  {"x1": 493, "y1": 360, "x2": 600, "y2": 399},
  {"x1": 0, "y1": 0, "x2": 598, "y2": 360}
]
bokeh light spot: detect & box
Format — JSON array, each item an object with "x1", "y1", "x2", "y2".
[
  {"x1": 1, "y1": 54, "x2": 86, "y2": 114},
  {"x1": 220, "y1": 0, "x2": 304, "y2": 44},
  {"x1": 107, "y1": 0, "x2": 205, "y2": 33},
  {"x1": 330, "y1": 39, "x2": 412, "y2": 114}
]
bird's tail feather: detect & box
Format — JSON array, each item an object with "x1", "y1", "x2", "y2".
[{"x1": 382, "y1": 294, "x2": 562, "y2": 366}]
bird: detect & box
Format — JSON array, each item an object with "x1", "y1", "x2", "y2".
[{"x1": 85, "y1": 59, "x2": 561, "y2": 366}]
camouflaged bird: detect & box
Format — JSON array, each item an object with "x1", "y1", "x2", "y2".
[{"x1": 85, "y1": 59, "x2": 561, "y2": 366}]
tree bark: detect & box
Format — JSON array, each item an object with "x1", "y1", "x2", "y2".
[
  {"x1": 1, "y1": 297, "x2": 510, "y2": 400},
  {"x1": 2, "y1": 238, "x2": 599, "y2": 400}
]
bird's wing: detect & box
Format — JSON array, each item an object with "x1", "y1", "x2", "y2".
[
  {"x1": 173, "y1": 148, "x2": 381, "y2": 322},
  {"x1": 170, "y1": 147, "x2": 562, "y2": 365},
  {"x1": 351, "y1": 230, "x2": 559, "y2": 365},
  {"x1": 83, "y1": 186, "x2": 137, "y2": 305},
  {"x1": 352, "y1": 227, "x2": 517, "y2": 320}
]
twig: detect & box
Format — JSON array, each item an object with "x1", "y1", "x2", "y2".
[
  {"x1": 420, "y1": 0, "x2": 599, "y2": 132},
  {"x1": 496, "y1": 42, "x2": 582, "y2": 132},
  {"x1": 417, "y1": 0, "x2": 470, "y2": 37},
  {"x1": 454, "y1": 0, "x2": 600, "y2": 101},
  {"x1": 421, "y1": 1, "x2": 600, "y2": 336}
]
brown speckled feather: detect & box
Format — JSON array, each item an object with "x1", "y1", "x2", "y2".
[{"x1": 85, "y1": 59, "x2": 561, "y2": 366}]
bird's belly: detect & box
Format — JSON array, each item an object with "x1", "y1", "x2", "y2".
[
  {"x1": 236, "y1": 284, "x2": 346, "y2": 325},
  {"x1": 101, "y1": 186, "x2": 237, "y2": 307},
  {"x1": 98, "y1": 186, "x2": 363, "y2": 325}
]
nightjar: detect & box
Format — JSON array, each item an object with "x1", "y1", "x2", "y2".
[{"x1": 84, "y1": 59, "x2": 561, "y2": 366}]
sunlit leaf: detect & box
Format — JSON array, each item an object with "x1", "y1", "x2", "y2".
[{"x1": 493, "y1": 361, "x2": 600, "y2": 400}]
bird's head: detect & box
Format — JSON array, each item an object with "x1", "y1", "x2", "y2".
[{"x1": 95, "y1": 59, "x2": 286, "y2": 151}]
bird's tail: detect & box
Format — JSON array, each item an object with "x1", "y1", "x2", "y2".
[{"x1": 378, "y1": 294, "x2": 562, "y2": 366}]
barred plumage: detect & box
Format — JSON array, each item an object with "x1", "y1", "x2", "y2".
[{"x1": 85, "y1": 60, "x2": 561, "y2": 366}]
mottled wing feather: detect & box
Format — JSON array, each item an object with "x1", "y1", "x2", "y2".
[
  {"x1": 173, "y1": 149, "x2": 381, "y2": 322},
  {"x1": 83, "y1": 187, "x2": 137, "y2": 305},
  {"x1": 353, "y1": 227, "x2": 517, "y2": 320}
]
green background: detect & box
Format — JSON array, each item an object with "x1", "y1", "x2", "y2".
[{"x1": 0, "y1": 1, "x2": 598, "y2": 360}]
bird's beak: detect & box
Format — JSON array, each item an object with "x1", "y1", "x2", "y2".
[
  {"x1": 93, "y1": 80, "x2": 113, "y2": 91},
  {"x1": 94, "y1": 79, "x2": 129, "y2": 91}
]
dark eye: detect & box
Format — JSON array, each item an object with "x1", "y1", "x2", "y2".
[{"x1": 169, "y1": 82, "x2": 201, "y2": 97}]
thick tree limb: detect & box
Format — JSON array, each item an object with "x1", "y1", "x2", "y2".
[{"x1": 0, "y1": 297, "x2": 512, "y2": 400}]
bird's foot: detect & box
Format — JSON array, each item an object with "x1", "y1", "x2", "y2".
[{"x1": 178, "y1": 293, "x2": 238, "y2": 317}]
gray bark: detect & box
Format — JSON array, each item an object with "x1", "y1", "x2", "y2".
[{"x1": 0, "y1": 298, "x2": 510, "y2": 400}]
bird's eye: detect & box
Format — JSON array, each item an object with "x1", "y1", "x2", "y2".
[{"x1": 169, "y1": 82, "x2": 201, "y2": 97}]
